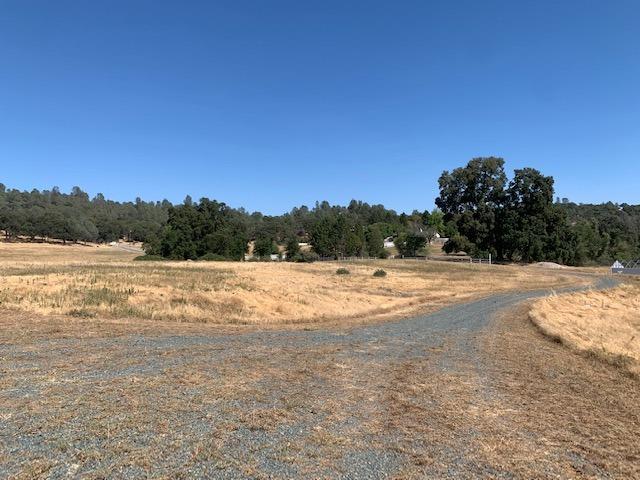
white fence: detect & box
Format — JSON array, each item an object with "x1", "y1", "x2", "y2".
[{"x1": 611, "y1": 260, "x2": 640, "y2": 275}]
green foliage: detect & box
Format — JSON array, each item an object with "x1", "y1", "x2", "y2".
[
  {"x1": 152, "y1": 198, "x2": 249, "y2": 261},
  {"x1": 395, "y1": 232, "x2": 427, "y2": 257},
  {"x1": 0, "y1": 185, "x2": 168, "y2": 244},
  {"x1": 284, "y1": 237, "x2": 300, "y2": 260},
  {"x1": 290, "y1": 251, "x2": 319, "y2": 263},
  {"x1": 307, "y1": 203, "x2": 405, "y2": 258},
  {"x1": 198, "y1": 253, "x2": 229, "y2": 261},
  {"x1": 560, "y1": 202, "x2": 640, "y2": 264},
  {"x1": 336, "y1": 268, "x2": 350, "y2": 275},
  {"x1": 373, "y1": 269, "x2": 387, "y2": 277},
  {"x1": 133, "y1": 254, "x2": 165, "y2": 261},
  {"x1": 253, "y1": 236, "x2": 278, "y2": 259},
  {"x1": 499, "y1": 168, "x2": 561, "y2": 262},
  {"x1": 1, "y1": 178, "x2": 636, "y2": 267},
  {"x1": 366, "y1": 226, "x2": 385, "y2": 258},
  {"x1": 426, "y1": 209, "x2": 445, "y2": 233},
  {"x1": 436, "y1": 157, "x2": 507, "y2": 257},
  {"x1": 442, "y1": 235, "x2": 473, "y2": 254},
  {"x1": 433, "y1": 159, "x2": 635, "y2": 266},
  {"x1": 345, "y1": 223, "x2": 365, "y2": 257}
]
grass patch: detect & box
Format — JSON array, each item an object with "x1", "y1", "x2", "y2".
[{"x1": 82, "y1": 287, "x2": 133, "y2": 307}]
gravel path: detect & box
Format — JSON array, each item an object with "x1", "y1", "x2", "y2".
[{"x1": 1, "y1": 276, "x2": 631, "y2": 479}]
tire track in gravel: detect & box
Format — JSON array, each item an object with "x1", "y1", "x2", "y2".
[{"x1": 0, "y1": 276, "x2": 621, "y2": 479}]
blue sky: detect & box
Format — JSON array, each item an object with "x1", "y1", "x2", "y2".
[{"x1": 1, "y1": 1, "x2": 638, "y2": 214}]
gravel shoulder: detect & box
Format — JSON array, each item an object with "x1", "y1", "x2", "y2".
[{"x1": 1, "y1": 276, "x2": 637, "y2": 479}]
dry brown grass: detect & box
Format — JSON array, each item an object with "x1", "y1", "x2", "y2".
[
  {"x1": 0, "y1": 241, "x2": 590, "y2": 326},
  {"x1": 0, "y1": 241, "x2": 134, "y2": 263},
  {"x1": 476, "y1": 305, "x2": 640, "y2": 478},
  {"x1": 530, "y1": 279, "x2": 640, "y2": 375}
]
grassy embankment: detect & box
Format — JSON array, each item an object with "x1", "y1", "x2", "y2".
[{"x1": 530, "y1": 279, "x2": 640, "y2": 376}]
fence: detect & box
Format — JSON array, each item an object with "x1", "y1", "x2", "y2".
[
  {"x1": 317, "y1": 256, "x2": 383, "y2": 262},
  {"x1": 316, "y1": 255, "x2": 494, "y2": 265},
  {"x1": 611, "y1": 260, "x2": 640, "y2": 275},
  {"x1": 469, "y1": 255, "x2": 492, "y2": 265}
]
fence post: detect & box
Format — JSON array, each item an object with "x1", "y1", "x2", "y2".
[{"x1": 489, "y1": 254, "x2": 492, "y2": 265}]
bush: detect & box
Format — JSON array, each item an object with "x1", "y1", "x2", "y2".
[
  {"x1": 133, "y1": 254, "x2": 165, "y2": 261},
  {"x1": 395, "y1": 232, "x2": 427, "y2": 257},
  {"x1": 443, "y1": 235, "x2": 473, "y2": 254},
  {"x1": 198, "y1": 253, "x2": 229, "y2": 261},
  {"x1": 336, "y1": 267, "x2": 350, "y2": 275},
  {"x1": 291, "y1": 251, "x2": 319, "y2": 263},
  {"x1": 373, "y1": 269, "x2": 387, "y2": 277}
]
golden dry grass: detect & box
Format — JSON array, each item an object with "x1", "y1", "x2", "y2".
[
  {"x1": 0, "y1": 241, "x2": 134, "y2": 263},
  {"x1": 0, "y1": 241, "x2": 590, "y2": 326},
  {"x1": 530, "y1": 280, "x2": 640, "y2": 375}
]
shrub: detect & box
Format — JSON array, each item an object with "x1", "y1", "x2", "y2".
[
  {"x1": 336, "y1": 268, "x2": 350, "y2": 275},
  {"x1": 373, "y1": 269, "x2": 387, "y2": 277},
  {"x1": 443, "y1": 235, "x2": 473, "y2": 254},
  {"x1": 133, "y1": 254, "x2": 165, "y2": 261},
  {"x1": 198, "y1": 253, "x2": 228, "y2": 262},
  {"x1": 292, "y1": 251, "x2": 319, "y2": 263}
]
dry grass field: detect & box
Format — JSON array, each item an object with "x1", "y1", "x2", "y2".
[
  {"x1": 0, "y1": 242, "x2": 590, "y2": 326},
  {"x1": 2, "y1": 242, "x2": 638, "y2": 478},
  {"x1": 530, "y1": 279, "x2": 640, "y2": 375}
]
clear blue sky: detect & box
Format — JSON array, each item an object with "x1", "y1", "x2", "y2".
[{"x1": 1, "y1": 1, "x2": 638, "y2": 214}]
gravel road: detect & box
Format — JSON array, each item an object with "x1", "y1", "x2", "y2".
[{"x1": 2, "y1": 276, "x2": 637, "y2": 479}]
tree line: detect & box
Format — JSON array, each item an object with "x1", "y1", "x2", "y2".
[
  {"x1": 0, "y1": 184, "x2": 168, "y2": 244},
  {"x1": 436, "y1": 157, "x2": 640, "y2": 265},
  {"x1": 144, "y1": 196, "x2": 444, "y2": 261},
  {"x1": 1, "y1": 159, "x2": 638, "y2": 265}
]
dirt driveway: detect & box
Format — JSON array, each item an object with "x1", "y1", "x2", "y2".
[{"x1": 1, "y1": 278, "x2": 638, "y2": 479}]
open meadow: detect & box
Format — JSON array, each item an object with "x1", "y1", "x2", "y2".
[{"x1": 0, "y1": 242, "x2": 590, "y2": 328}]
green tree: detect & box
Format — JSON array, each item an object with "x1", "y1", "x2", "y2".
[
  {"x1": 501, "y1": 168, "x2": 565, "y2": 263},
  {"x1": 395, "y1": 232, "x2": 427, "y2": 257},
  {"x1": 254, "y1": 236, "x2": 277, "y2": 259},
  {"x1": 310, "y1": 217, "x2": 334, "y2": 257},
  {"x1": 436, "y1": 157, "x2": 507, "y2": 257},
  {"x1": 345, "y1": 224, "x2": 365, "y2": 257},
  {"x1": 284, "y1": 237, "x2": 300, "y2": 260},
  {"x1": 426, "y1": 209, "x2": 445, "y2": 234},
  {"x1": 366, "y1": 226, "x2": 385, "y2": 258}
]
